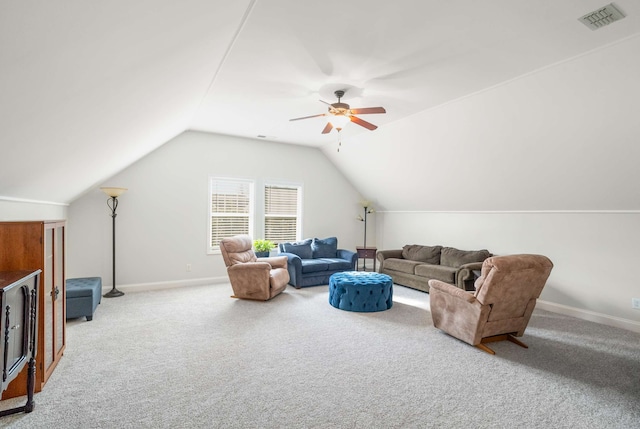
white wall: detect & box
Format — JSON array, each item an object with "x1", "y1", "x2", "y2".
[
  {"x1": 67, "y1": 131, "x2": 363, "y2": 289},
  {"x1": 376, "y1": 211, "x2": 640, "y2": 328},
  {"x1": 0, "y1": 199, "x2": 67, "y2": 221},
  {"x1": 323, "y1": 36, "x2": 640, "y2": 330}
]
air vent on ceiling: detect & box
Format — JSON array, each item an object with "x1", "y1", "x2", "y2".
[{"x1": 579, "y1": 3, "x2": 626, "y2": 30}]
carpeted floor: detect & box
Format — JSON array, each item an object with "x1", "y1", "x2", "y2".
[{"x1": 1, "y1": 283, "x2": 639, "y2": 428}]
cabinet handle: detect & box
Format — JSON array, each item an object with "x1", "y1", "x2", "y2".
[{"x1": 52, "y1": 286, "x2": 60, "y2": 300}]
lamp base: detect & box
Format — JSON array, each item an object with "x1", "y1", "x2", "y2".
[{"x1": 103, "y1": 288, "x2": 124, "y2": 298}]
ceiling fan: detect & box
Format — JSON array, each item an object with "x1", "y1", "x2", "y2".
[{"x1": 289, "y1": 90, "x2": 386, "y2": 134}]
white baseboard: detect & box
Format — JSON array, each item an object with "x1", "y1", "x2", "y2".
[
  {"x1": 101, "y1": 277, "x2": 228, "y2": 294},
  {"x1": 536, "y1": 299, "x2": 640, "y2": 334}
]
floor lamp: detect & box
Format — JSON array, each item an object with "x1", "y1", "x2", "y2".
[
  {"x1": 101, "y1": 187, "x2": 127, "y2": 298},
  {"x1": 357, "y1": 200, "x2": 374, "y2": 270}
]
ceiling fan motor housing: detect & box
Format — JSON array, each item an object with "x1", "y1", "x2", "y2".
[{"x1": 330, "y1": 102, "x2": 350, "y2": 111}]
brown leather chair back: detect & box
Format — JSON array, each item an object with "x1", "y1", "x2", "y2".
[
  {"x1": 220, "y1": 234, "x2": 257, "y2": 267},
  {"x1": 474, "y1": 254, "x2": 553, "y2": 322}
]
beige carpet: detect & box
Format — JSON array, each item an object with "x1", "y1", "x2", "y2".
[{"x1": 1, "y1": 282, "x2": 639, "y2": 428}]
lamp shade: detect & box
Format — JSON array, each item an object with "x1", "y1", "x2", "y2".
[
  {"x1": 100, "y1": 187, "x2": 127, "y2": 197},
  {"x1": 330, "y1": 114, "x2": 351, "y2": 130}
]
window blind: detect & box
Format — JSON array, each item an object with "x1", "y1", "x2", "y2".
[
  {"x1": 210, "y1": 179, "x2": 252, "y2": 249},
  {"x1": 264, "y1": 185, "x2": 300, "y2": 243}
]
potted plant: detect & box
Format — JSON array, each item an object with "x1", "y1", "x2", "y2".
[{"x1": 253, "y1": 239, "x2": 275, "y2": 257}]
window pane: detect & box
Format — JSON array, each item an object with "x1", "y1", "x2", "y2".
[
  {"x1": 265, "y1": 217, "x2": 297, "y2": 242},
  {"x1": 265, "y1": 186, "x2": 298, "y2": 215},
  {"x1": 264, "y1": 184, "x2": 300, "y2": 243},
  {"x1": 211, "y1": 216, "x2": 250, "y2": 247},
  {"x1": 210, "y1": 179, "x2": 253, "y2": 250}
]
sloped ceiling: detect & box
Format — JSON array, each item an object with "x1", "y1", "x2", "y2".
[{"x1": 1, "y1": 0, "x2": 640, "y2": 206}]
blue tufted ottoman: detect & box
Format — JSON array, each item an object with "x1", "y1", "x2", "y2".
[
  {"x1": 329, "y1": 271, "x2": 393, "y2": 312},
  {"x1": 66, "y1": 277, "x2": 102, "y2": 321}
]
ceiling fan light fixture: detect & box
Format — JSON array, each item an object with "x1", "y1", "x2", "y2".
[{"x1": 330, "y1": 114, "x2": 351, "y2": 130}]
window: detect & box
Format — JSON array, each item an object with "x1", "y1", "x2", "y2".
[
  {"x1": 264, "y1": 184, "x2": 302, "y2": 243},
  {"x1": 209, "y1": 178, "x2": 254, "y2": 252}
]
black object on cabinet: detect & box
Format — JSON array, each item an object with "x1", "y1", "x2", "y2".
[{"x1": 0, "y1": 270, "x2": 40, "y2": 416}]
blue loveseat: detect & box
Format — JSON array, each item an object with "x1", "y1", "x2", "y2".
[{"x1": 278, "y1": 237, "x2": 357, "y2": 288}]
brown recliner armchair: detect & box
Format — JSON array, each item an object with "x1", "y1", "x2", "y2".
[
  {"x1": 428, "y1": 254, "x2": 553, "y2": 355},
  {"x1": 220, "y1": 235, "x2": 290, "y2": 301}
]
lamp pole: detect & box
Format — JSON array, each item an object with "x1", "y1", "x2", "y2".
[
  {"x1": 358, "y1": 201, "x2": 374, "y2": 271},
  {"x1": 101, "y1": 187, "x2": 127, "y2": 298}
]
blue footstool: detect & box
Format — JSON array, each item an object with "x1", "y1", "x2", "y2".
[
  {"x1": 329, "y1": 271, "x2": 393, "y2": 312},
  {"x1": 66, "y1": 277, "x2": 102, "y2": 321}
]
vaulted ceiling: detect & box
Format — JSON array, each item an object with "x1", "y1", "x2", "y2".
[{"x1": 2, "y1": 0, "x2": 639, "y2": 205}]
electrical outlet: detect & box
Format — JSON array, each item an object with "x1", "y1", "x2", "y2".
[
  {"x1": 632, "y1": 298, "x2": 640, "y2": 310},
  {"x1": 186, "y1": 264, "x2": 192, "y2": 272}
]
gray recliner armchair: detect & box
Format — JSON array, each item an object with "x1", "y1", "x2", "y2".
[
  {"x1": 220, "y1": 235, "x2": 289, "y2": 301},
  {"x1": 428, "y1": 254, "x2": 553, "y2": 354}
]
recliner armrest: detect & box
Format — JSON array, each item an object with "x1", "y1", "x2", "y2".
[
  {"x1": 428, "y1": 279, "x2": 477, "y2": 304},
  {"x1": 258, "y1": 255, "x2": 288, "y2": 270},
  {"x1": 228, "y1": 262, "x2": 272, "y2": 273}
]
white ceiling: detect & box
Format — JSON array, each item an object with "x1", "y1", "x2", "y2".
[{"x1": 2, "y1": 0, "x2": 640, "y2": 204}]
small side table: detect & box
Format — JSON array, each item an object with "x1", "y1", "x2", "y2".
[{"x1": 356, "y1": 246, "x2": 377, "y2": 271}]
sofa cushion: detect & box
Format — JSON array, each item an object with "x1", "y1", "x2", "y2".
[
  {"x1": 440, "y1": 247, "x2": 491, "y2": 268},
  {"x1": 301, "y1": 259, "x2": 329, "y2": 273},
  {"x1": 312, "y1": 237, "x2": 338, "y2": 258},
  {"x1": 383, "y1": 258, "x2": 424, "y2": 275},
  {"x1": 281, "y1": 239, "x2": 313, "y2": 259},
  {"x1": 401, "y1": 244, "x2": 442, "y2": 264},
  {"x1": 414, "y1": 264, "x2": 457, "y2": 283},
  {"x1": 319, "y1": 258, "x2": 351, "y2": 271}
]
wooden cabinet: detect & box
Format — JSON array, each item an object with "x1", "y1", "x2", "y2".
[{"x1": 0, "y1": 221, "x2": 66, "y2": 399}]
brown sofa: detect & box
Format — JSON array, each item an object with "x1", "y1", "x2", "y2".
[{"x1": 377, "y1": 245, "x2": 491, "y2": 292}]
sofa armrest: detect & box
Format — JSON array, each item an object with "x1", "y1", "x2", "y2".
[
  {"x1": 456, "y1": 262, "x2": 485, "y2": 291},
  {"x1": 337, "y1": 249, "x2": 358, "y2": 270},
  {"x1": 377, "y1": 249, "x2": 403, "y2": 271},
  {"x1": 258, "y1": 255, "x2": 288, "y2": 270},
  {"x1": 278, "y1": 252, "x2": 303, "y2": 288}
]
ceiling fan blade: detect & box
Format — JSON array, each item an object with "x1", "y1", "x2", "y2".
[
  {"x1": 319, "y1": 99, "x2": 332, "y2": 106},
  {"x1": 289, "y1": 113, "x2": 327, "y2": 121},
  {"x1": 321, "y1": 122, "x2": 333, "y2": 134},
  {"x1": 350, "y1": 107, "x2": 386, "y2": 115},
  {"x1": 350, "y1": 115, "x2": 378, "y2": 131}
]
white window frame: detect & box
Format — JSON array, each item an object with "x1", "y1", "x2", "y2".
[
  {"x1": 263, "y1": 182, "x2": 303, "y2": 244},
  {"x1": 208, "y1": 177, "x2": 255, "y2": 254}
]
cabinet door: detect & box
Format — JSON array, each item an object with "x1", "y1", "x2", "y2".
[
  {"x1": 43, "y1": 226, "x2": 54, "y2": 375},
  {"x1": 53, "y1": 224, "x2": 65, "y2": 358},
  {"x1": 42, "y1": 222, "x2": 65, "y2": 384}
]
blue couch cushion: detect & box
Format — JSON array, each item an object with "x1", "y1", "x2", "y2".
[
  {"x1": 319, "y1": 258, "x2": 351, "y2": 271},
  {"x1": 281, "y1": 239, "x2": 313, "y2": 259},
  {"x1": 301, "y1": 259, "x2": 329, "y2": 273},
  {"x1": 312, "y1": 237, "x2": 338, "y2": 258}
]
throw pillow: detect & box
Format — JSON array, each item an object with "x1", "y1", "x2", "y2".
[
  {"x1": 440, "y1": 247, "x2": 491, "y2": 268},
  {"x1": 401, "y1": 245, "x2": 442, "y2": 264},
  {"x1": 281, "y1": 239, "x2": 313, "y2": 259},
  {"x1": 312, "y1": 237, "x2": 338, "y2": 258}
]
